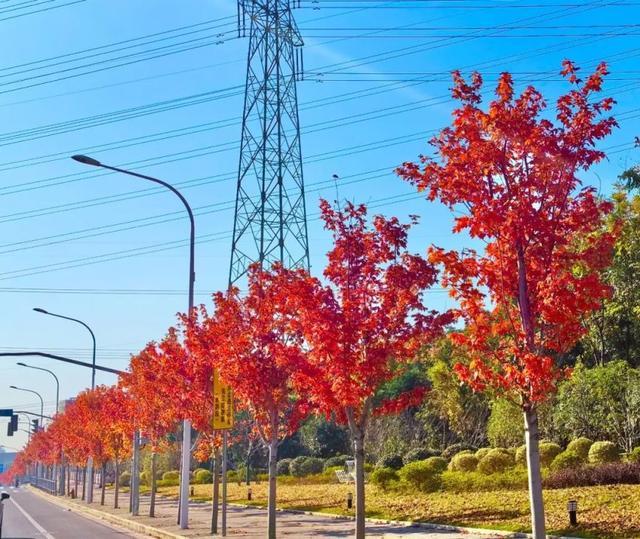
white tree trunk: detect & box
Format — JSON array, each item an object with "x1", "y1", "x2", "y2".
[
  {"x1": 267, "y1": 430, "x2": 278, "y2": 539},
  {"x1": 353, "y1": 432, "x2": 366, "y2": 539},
  {"x1": 150, "y1": 452, "x2": 157, "y2": 517},
  {"x1": 524, "y1": 406, "x2": 546, "y2": 539}
]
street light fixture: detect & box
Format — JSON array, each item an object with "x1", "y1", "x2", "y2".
[
  {"x1": 9, "y1": 386, "x2": 44, "y2": 428},
  {"x1": 32, "y1": 307, "x2": 97, "y2": 390},
  {"x1": 72, "y1": 154, "x2": 195, "y2": 528},
  {"x1": 16, "y1": 362, "x2": 60, "y2": 414}
]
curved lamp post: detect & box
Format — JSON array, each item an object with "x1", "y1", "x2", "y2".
[
  {"x1": 9, "y1": 386, "x2": 44, "y2": 427},
  {"x1": 17, "y1": 362, "x2": 60, "y2": 414},
  {"x1": 33, "y1": 308, "x2": 96, "y2": 390},
  {"x1": 71, "y1": 154, "x2": 195, "y2": 528}
]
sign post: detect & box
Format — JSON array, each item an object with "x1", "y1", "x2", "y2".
[{"x1": 212, "y1": 371, "x2": 234, "y2": 537}]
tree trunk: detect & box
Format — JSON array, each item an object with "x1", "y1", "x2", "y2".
[
  {"x1": 353, "y1": 431, "x2": 366, "y2": 539},
  {"x1": 150, "y1": 451, "x2": 157, "y2": 517},
  {"x1": 267, "y1": 428, "x2": 278, "y2": 539},
  {"x1": 524, "y1": 406, "x2": 546, "y2": 539},
  {"x1": 100, "y1": 463, "x2": 106, "y2": 506},
  {"x1": 212, "y1": 448, "x2": 220, "y2": 534},
  {"x1": 66, "y1": 465, "x2": 70, "y2": 496},
  {"x1": 81, "y1": 467, "x2": 86, "y2": 501},
  {"x1": 114, "y1": 459, "x2": 120, "y2": 509}
]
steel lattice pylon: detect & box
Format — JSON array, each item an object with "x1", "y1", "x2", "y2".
[{"x1": 229, "y1": 0, "x2": 309, "y2": 285}]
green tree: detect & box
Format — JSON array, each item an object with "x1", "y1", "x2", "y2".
[
  {"x1": 487, "y1": 399, "x2": 523, "y2": 448},
  {"x1": 299, "y1": 416, "x2": 350, "y2": 458},
  {"x1": 554, "y1": 361, "x2": 640, "y2": 451}
]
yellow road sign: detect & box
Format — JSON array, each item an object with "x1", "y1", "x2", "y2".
[{"x1": 213, "y1": 370, "x2": 234, "y2": 430}]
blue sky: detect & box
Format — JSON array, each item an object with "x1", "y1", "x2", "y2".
[{"x1": 0, "y1": 0, "x2": 639, "y2": 450}]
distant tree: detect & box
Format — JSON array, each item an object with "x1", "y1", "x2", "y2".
[
  {"x1": 299, "y1": 416, "x2": 350, "y2": 458},
  {"x1": 399, "y1": 61, "x2": 617, "y2": 538}
]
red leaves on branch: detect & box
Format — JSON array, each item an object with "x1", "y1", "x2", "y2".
[{"x1": 398, "y1": 61, "x2": 618, "y2": 404}]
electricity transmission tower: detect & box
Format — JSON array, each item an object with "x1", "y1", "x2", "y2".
[{"x1": 229, "y1": 0, "x2": 310, "y2": 285}]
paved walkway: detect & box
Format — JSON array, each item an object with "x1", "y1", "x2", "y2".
[{"x1": 39, "y1": 486, "x2": 507, "y2": 538}]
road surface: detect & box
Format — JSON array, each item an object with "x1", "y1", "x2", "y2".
[{"x1": 0, "y1": 485, "x2": 141, "y2": 538}]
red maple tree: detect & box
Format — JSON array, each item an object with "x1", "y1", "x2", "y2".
[
  {"x1": 398, "y1": 61, "x2": 617, "y2": 538},
  {"x1": 289, "y1": 200, "x2": 451, "y2": 539},
  {"x1": 189, "y1": 265, "x2": 312, "y2": 539}
]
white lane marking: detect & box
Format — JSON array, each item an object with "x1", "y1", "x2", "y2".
[{"x1": 9, "y1": 496, "x2": 56, "y2": 539}]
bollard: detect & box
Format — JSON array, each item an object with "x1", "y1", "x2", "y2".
[
  {"x1": 347, "y1": 492, "x2": 353, "y2": 510},
  {"x1": 70, "y1": 488, "x2": 76, "y2": 499},
  {"x1": 247, "y1": 487, "x2": 252, "y2": 501},
  {"x1": 190, "y1": 486, "x2": 195, "y2": 496},
  {"x1": 567, "y1": 500, "x2": 578, "y2": 526}
]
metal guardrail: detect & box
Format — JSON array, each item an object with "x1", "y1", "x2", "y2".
[{"x1": 25, "y1": 476, "x2": 57, "y2": 495}]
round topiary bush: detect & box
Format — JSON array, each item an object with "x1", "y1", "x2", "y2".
[
  {"x1": 398, "y1": 460, "x2": 443, "y2": 492},
  {"x1": 277, "y1": 458, "x2": 292, "y2": 476},
  {"x1": 194, "y1": 469, "x2": 213, "y2": 484},
  {"x1": 515, "y1": 445, "x2": 527, "y2": 466},
  {"x1": 140, "y1": 471, "x2": 150, "y2": 486},
  {"x1": 323, "y1": 455, "x2": 350, "y2": 470},
  {"x1": 290, "y1": 456, "x2": 325, "y2": 477},
  {"x1": 550, "y1": 451, "x2": 583, "y2": 472},
  {"x1": 376, "y1": 453, "x2": 404, "y2": 471},
  {"x1": 539, "y1": 442, "x2": 563, "y2": 468},
  {"x1": 163, "y1": 470, "x2": 179, "y2": 481},
  {"x1": 477, "y1": 449, "x2": 514, "y2": 475},
  {"x1": 566, "y1": 437, "x2": 593, "y2": 460},
  {"x1": 588, "y1": 441, "x2": 620, "y2": 464},
  {"x1": 475, "y1": 448, "x2": 492, "y2": 461},
  {"x1": 442, "y1": 444, "x2": 475, "y2": 460},
  {"x1": 628, "y1": 447, "x2": 640, "y2": 462},
  {"x1": 119, "y1": 471, "x2": 131, "y2": 487},
  {"x1": 370, "y1": 467, "x2": 398, "y2": 490},
  {"x1": 403, "y1": 447, "x2": 440, "y2": 465},
  {"x1": 423, "y1": 456, "x2": 448, "y2": 473},
  {"x1": 449, "y1": 452, "x2": 479, "y2": 472}
]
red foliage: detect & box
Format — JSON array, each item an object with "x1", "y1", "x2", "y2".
[{"x1": 398, "y1": 61, "x2": 618, "y2": 403}]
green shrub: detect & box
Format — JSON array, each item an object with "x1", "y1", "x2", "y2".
[
  {"x1": 628, "y1": 447, "x2": 640, "y2": 462},
  {"x1": 277, "y1": 458, "x2": 292, "y2": 476},
  {"x1": 423, "y1": 457, "x2": 448, "y2": 473},
  {"x1": 256, "y1": 473, "x2": 269, "y2": 482},
  {"x1": 364, "y1": 463, "x2": 374, "y2": 473},
  {"x1": 402, "y1": 447, "x2": 440, "y2": 465},
  {"x1": 539, "y1": 442, "x2": 563, "y2": 468},
  {"x1": 227, "y1": 470, "x2": 239, "y2": 483},
  {"x1": 449, "y1": 452, "x2": 479, "y2": 472},
  {"x1": 441, "y1": 444, "x2": 475, "y2": 460},
  {"x1": 566, "y1": 437, "x2": 593, "y2": 460},
  {"x1": 377, "y1": 453, "x2": 404, "y2": 470},
  {"x1": 477, "y1": 449, "x2": 514, "y2": 475},
  {"x1": 119, "y1": 471, "x2": 131, "y2": 487},
  {"x1": 163, "y1": 470, "x2": 179, "y2": 481},
  {"x1": 398, "y1": 460, "x2": 442, "y2": 492},
  {"x1": 323, "y1": 455, "x2": 350, "y2": 470},
  {"x1": 193, "y1": 467, "x2": 208, "y2": 477},
  {"x1": 442, "y1": 468, "x2": 529, "y2": 492},
  {"x1": 370, "y1": 467, "x2": 398, "y2": 490},
  {"x1": 156, "y1": 478, "x2": 179, "y2": 487},
  {"x1": 588, "y1": 441, "x2": 620, "y2": 464},
  {"x1": 290, "y1": 456, "x2": 324, "y2": 477},
  {"x1": 515, "y1": 445, "x2": 527, "y2": 466},
  {"x1": 551, "y1": 451, "x2": 583, "y2": 472},
  {"x1": 475, "y1": 448, "x2": 492, "y2": 461},
  {"x1": 194, "y1": 469, "x2": 213, "y2": 484},
  {"x1": 140, "y1": 471, "x2": 150, "y2": 486}
]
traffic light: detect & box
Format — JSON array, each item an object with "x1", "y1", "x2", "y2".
[
  {"x1": 31, "y1": 418, "x2": 39, "y2": 434},
  {"x1": 6, "y1": 422, "x2": 13, "y2": 437},
  {"x1": 10, "y1": 414, "x2": 17, "y2": 432}
]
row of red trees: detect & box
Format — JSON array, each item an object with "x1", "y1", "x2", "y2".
[{"x1": 2, "y1": 61, "x2": 617, "y2": 539}]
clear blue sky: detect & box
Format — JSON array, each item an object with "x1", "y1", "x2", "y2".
[{"x1": 0, "y1": 0, "x2": 638, "y2": 450}]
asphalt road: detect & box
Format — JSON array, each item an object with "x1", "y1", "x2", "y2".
[{"x1": 0, "y1": 485, "x2": 140, "y2": 539}]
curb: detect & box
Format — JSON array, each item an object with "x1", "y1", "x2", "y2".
[
  {"x1": 28, "y1": 487, "x2": 184, "y2": 539},
  {"x1": 229, "y1": 502, "x2": 580, "y2": 539}
]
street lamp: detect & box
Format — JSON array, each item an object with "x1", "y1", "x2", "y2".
[
  {"x1": 72, "y1": 154, "x2": 195, "y2": 528},
  {"x1": 33, "y1": 308, "x2": 96, "y2": 390},
  {"x1": 16, "y1": 363, "x2": 60, "y2": 414},
  {"x1": 9, "y1": 386, "x2": 44, "y2": 427}
]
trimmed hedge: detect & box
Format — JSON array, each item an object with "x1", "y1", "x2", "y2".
[
  {"x1": 277, "y1": 459, "x2": 292, "y2": 476},
  {"x1": 370, "y1": 467, "x2": 398, "y2": 490},
  {"x1": 589, "y1": 441, "x2": 620, "y2": 464},
  {"x1": 539, "y1": 442, "x2": 563, "y2": 468},
  {"x1": 323, "y1": 455, "x2": 350, "y2": 470},
  {"x1": 403, "y1": 447, "x2": 440, "y2": 465},
  {"x1": 628, "y1": 447, "x2": 640, "y2": 463},
  {"x1": 550, "y1": 451, "x2": 583, "y2": 472},
  {"x1": 194, "y1": 469, "x2": 213, "y2": 484},
  {"x1": 478, "y1": 449, "x2": 513, "y2": 475},
  {"x1": 290, "y1": 456, "x2": 324, "y2": 477},
  {"x1": 515, "y1": 445, "x2": 526, "y2": 467},
  {"x1": 423, "y1": 456, "x2": 448, "y2": 474},
  {"x1": 544, "y1": 461, "x2": 640, "y2": 489},
  {"x1": 163, "y1": 470, "x2": 179, "y2": 481},
  {"x1": 377, "y1": 453, "x2": 404, "y2": 471},
  {"x1": 475, "y1": 448, "x2": 492, "y2": 461},
  {"x1": 449, "y1": 452, "x2": 478, "y2": 472},
  {"x1": 119, "y1": 471, "x2": 131, "y2": 487},
  {"x1": 398, "y1": 460, "x2": 442, "y2": 492},
  {"x1": 442, "y1": 444, "x2": 475, "y2": 460},
  {"x1": 567, "y1": 437, "x2": 594, "y2": 460}
]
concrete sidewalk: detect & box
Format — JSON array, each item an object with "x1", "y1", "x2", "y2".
[{"x1": 33, "y1": 486, "x2": 517, "y2": 538}]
